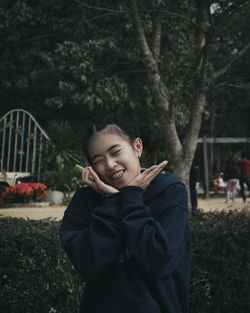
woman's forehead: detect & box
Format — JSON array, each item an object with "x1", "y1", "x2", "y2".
[
  {"x1": 90, "y1": 126, "x2": 130, "y2": 144},
  {"x1": 88, "y1": 131, "x2": 131, "y2": 152},
  {"x1": 97, "y1": 124, "x2": 127, "y2": 138}
]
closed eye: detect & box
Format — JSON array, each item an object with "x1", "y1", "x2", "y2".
[
  {"x1": 112, "y1": 149, "x2": 121, "y2": 156},
  {"x1": 93, "y1": 159, "x2": 104, "y2": 165}
]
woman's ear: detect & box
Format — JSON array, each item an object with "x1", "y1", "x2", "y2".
[{"x1": 133, "y1": 137, "x2": 143, "y2": 158}]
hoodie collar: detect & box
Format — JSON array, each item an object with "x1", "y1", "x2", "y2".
[{"x1": 143, "y1": 171, "x2": 182, "y2": 202}]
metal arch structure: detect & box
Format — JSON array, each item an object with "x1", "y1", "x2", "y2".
[{"x1": 0, "y1": 109, "x2": 50, "y2": 182}]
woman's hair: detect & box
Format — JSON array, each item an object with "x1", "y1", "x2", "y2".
[{"x1": 82, "y1": 114, "x2": 140, "y2": 162}]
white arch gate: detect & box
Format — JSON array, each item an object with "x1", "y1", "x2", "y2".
[{"x1": 0, "y1": 109, "x2": 49, "y2": 185}]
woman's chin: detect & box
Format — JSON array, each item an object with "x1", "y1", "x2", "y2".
[
  {"x1": 110, "y1": 178, "x2": 128, "y2": 190},
  {"x1": 109, "y1": 172, "x2": 137, "y2": 190}
]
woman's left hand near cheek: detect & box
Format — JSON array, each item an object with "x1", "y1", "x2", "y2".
[
  {"x1": 82, "y1": 167, "x2": 118, "y2": 195},
  {"x1": 128, "y1": 160, "x2": 168, "y2": 191}
]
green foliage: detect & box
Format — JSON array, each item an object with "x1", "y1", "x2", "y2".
[
  {"x1": 190, "y1": 209, "x2": 250, "y2": 313},
  {"x1": 0, "y1": 0, "x2": 158, "y2": 130},
  {"x1": 45, "y1": 120, "x2": 82, "y2": 170},
  {"x1": 0, "y1": 217, "x2": 83, "y2": 313},
  {"x1": 0, "y1": 0, "x2": 249, "y2": 148},
  {"x1": 42, "y1": 169, "x2": 82, "y2": 192},
  {"x1": 41, "y1": 120, "x2": 84, "y2": 191},
  {"x1": 199, "y1": 0, "x2": 250, "y2": 137},
  {"x1": 1, "y1": 211, "x2": 250, "y2": 312}
]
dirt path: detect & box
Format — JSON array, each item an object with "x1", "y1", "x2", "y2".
[
  {"x1": 196, "y1": 196, "x2": 250, "y2": 212},
  {"x1": 1, "y1": 196, "x2": 250, "y2": 220},
  {"x1": 0, "y1": 205, "x2": 66, "y2": 220}
]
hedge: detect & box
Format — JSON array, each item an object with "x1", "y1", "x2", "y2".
[
  {"x1": 0, "y1": 210, "x2": 250, "y2": 313},
  {"x1": 0, "y1": 217, "x2": 83, "y2": 313},
  {"x1": 189, "y1": 209, "x2": 250, "y2": 313}
]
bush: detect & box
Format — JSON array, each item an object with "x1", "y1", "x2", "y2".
[
  {"x1": 42, "y1": 169, "x2": 82, "y2": 193},
  {"x1": 0, "y1": 217, "x2": 83, "y2": 313},
  {"x1": 190, "y1": 209, "x2": 250, "y2": 313},
  {"x1": 0, "y1": 210, "x2": 250, "y2": 313}
]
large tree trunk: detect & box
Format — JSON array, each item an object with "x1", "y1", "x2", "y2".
[
  {"x1": 126, "y1": 0, "x2": 210, "y2": 187},
  {"x1": 126, "y1": 0, "x2": 250, "y2": 191}
]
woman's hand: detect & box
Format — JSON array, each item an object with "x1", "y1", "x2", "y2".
[
  {"x1": 82, "y1": 167, "x2": 118, "y2": 195},
  {"x1": 128, "y1": 160, "x2": 168, "y2": 191}
]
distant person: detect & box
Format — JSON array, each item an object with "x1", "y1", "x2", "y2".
[
  {"x1": 189, "y1": 163, "x2": 199, "y2": 211},
  {"x1": 237, "y1": 153, "x2": 250, "y2": 202},
  {"x1": 209, "y1": 170, "x2": 226, "y2": 194},
  {"x1": 224, "y1": 160, "x2": 240, "y2": 203},
  {"x1": 217, "y1": 172, "x2": 227, "y2": 193}
]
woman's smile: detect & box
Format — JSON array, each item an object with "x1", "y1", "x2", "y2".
[{"x1": 110, "y1": 170, "x2": 125, "y2": 180}]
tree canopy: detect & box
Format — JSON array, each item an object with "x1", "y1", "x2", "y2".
[{"x1": 1, "y1": 0, "x2": 250, "y2": 183}]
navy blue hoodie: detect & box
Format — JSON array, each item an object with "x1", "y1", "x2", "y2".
[{"x1": 60, "y1": 171, "x2": 191, "y2": 313}]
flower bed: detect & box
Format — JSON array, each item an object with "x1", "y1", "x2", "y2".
[{"x1": 0, "y1": 183, "x2": 48, "y2": 205}]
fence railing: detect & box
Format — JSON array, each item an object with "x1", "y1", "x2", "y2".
[{"x1": 0, "y1": 109, "x2": 49, "y2": 181}]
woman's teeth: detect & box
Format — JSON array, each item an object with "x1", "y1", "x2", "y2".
[{"x1": 111, "y1": 170, "x2": 125, "y2": 180}]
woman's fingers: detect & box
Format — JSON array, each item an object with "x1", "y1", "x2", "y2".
[
  {"x1": 155, "y1": 160, "x2": 168, "y2": 170},
  {"x1": 82, "y1": 166, "x2": 118, "y2": 194},
  {"x1": 143, "y1": 165, "x2": 158, "y2": 174},
  {"x1": 82, "y1": 167, "x2": 95, "y2": 185},
  {"x1": 128, "y1": 160, "x2": 168, "y2": 190},
  {"x1": 87, "y1": 167, "x2": 99, "y2": 181},
  {"x1": 143, "y1": 161, "x2": 168, "y2": 179},
  {"x1": 143, "y1": 161, "x2": 168, "y2": 174}
]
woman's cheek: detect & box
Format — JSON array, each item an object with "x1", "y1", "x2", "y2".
[{"x1": 96, "y1": 167, "x2": 106, "y2": 181}]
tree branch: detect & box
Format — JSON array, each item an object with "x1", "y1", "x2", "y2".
[
  {"x1": 182, "y1": 1, "x2": 212, "y2": 159},
  {"x1": 212, "y1": 42, "x2": 250, "y2": 81},
  {"x1": 126, "y1": 0, "x2": 169, "y2": 111},
  {"x1": 213, "y1": 1, "x2": 250, "y2": 28},
  {"x1": 146, "y1": 0, "x2": 162, "y2": 62},
  {"x1": 151, "y1": 12, "x2": 161, "y2": 61},
  {"x1": 126, "y1": 0, "x2": 183, "y2": 159},
  {"x1": 195, "y1": 0, "x2": 212, "y2": 79},
  {"x1": 212, "y1": 81, "x2": 250, "y2": 91},
  {"x1": 75, "y1": 0, "x2": 128, "y2": 13}
]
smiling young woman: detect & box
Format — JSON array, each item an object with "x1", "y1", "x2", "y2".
[{"x1": 60, "y1": 114, "x2": 191, "y2": 313}]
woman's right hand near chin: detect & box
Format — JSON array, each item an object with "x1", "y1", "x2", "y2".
[{"x1": 82, "y1": 167, "x2": 118, "y2": 195}]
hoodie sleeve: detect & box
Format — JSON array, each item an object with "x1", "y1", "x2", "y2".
[
  {"x1": 120, "y1": 183, "x2": 189, "y2": 280},
  {"x1": 59, "y1": 188, "x2": 122, "y2": 282}
]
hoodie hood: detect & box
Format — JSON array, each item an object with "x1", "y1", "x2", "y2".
[{"x1": 143, "y1": 171, "x2": 186, "y2": 203}]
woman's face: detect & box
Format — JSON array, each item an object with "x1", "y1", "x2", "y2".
[{"x1": 87, "y1": 129, "x2": 143, "y2": 190}]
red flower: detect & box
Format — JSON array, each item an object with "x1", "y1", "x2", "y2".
[{"x1": 1, "y1": 183, "x2": 48, "y2": 203}]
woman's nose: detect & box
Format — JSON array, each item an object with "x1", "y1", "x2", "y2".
[{"x1": 106, "y1": 157, "x2": 116, "y2": 169}]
